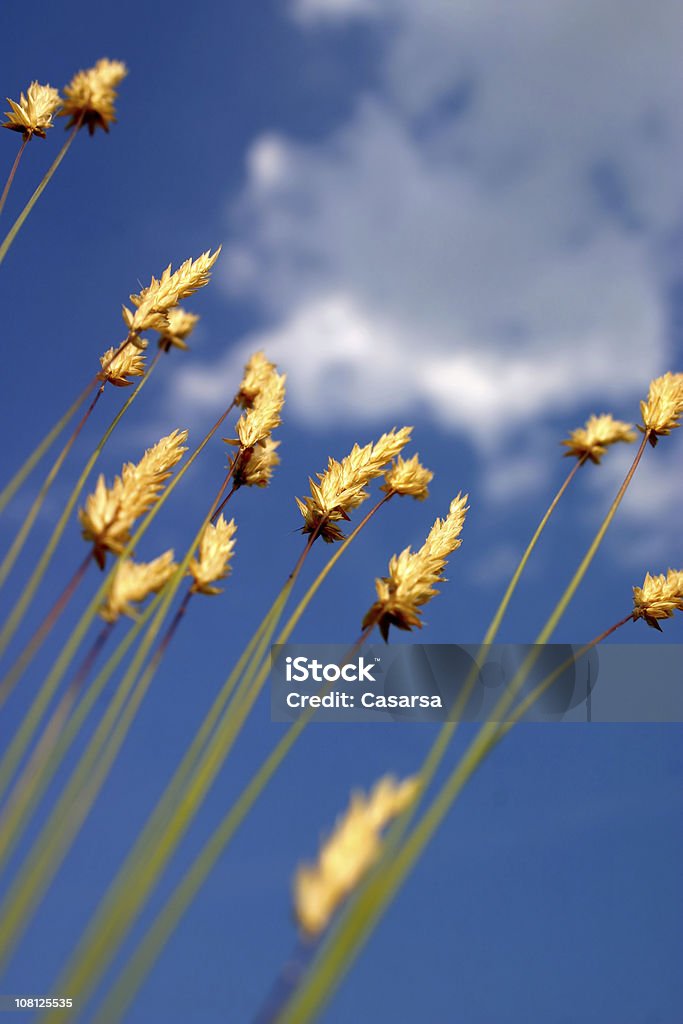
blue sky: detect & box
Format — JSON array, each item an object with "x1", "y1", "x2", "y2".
[{"x1": 1, "y1": 1, "x2": 682, "y2": 1021}]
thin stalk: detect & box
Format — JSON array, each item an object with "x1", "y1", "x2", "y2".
[
  {"x1": 0, "y1": 136, "x2": 29, "y2": 218},
  {"x1": 0, "y1": 351, "x2": 161, "y2": 675},
  {"x1": 0, "y1": 469, "x2": 235, "y2": 967},
  {"x1": 0, "y1": 117, "x2": 82, "y2": 266},
  {"x1": 276, "y1": 437, "x2": 652, "y2": 1024},
  {"x1": 0, "y1": 383, "x2": 104, "y2": 593},
  {"x1": 88, "y1": 497, "x2": 392, "y2": 1023},
  {"x1": 0, "y1": 394, "x2": 233, "y2": 811},
  {"x1": 0, "y1": 595, "x2": 163, "y2": 877}
]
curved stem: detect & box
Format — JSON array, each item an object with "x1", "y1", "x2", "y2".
[
  {"x1": 0, "y1": 136, "x2": 29, "y2": 218},
  {"x1": 0, "y1": 117, "x2": 82, "y2": 266}
]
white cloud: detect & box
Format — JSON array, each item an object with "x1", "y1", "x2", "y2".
[{"x1": 174, "y1": 0, "x2": 683, "y2": 521}]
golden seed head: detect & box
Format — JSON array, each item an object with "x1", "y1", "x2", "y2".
[
  {"x1": 363, "y1": 493, "x2": 468, "y2": 640},
  {"x1": 293, "y1": 775, "x2": 420, "y2": 937},
  {"x1": 233, "y1": 438, "x2": 281, "y2": 489},
  {"x1": 99, "y1": 550, "x2": 176, "y2": 622},
  {"x1": 188, "y1": 516, "x2": 237, "y2": 596},
  {"x1": 235, "y1": 351, "x2": 278, "y2": 408},
  {"x1": 296, "y1": 427, "x2": 412, "y2": 543},
  {"x1": 639, "y1": 372, "x2": 683, "y2": 445},
  {"x1": 234, "y1": 369, "x2": 286, "y2": 449},
  {"x1": 79, "y1": 430, "x2": 188, "y2": 566},
  {"x1": 97, "y1": 344, "x2": 146, "y2": 387},
  {"x1": 157, "y1": 307, "x2": 200, "y2": 351},
  {"x1": 123, "y1": 249, "x2": 221, "y2": 341},
  {"x1": 382, "y1": 454, "x2": 433, "y2": 500},
  {"x1": 633, "y1": 569, "x2": 683, "y2": 631},
  {"x1": 60, "y1": 58, "x2": 127, "y2": 135},
  {"x1": 3, "y1": 81, "x2": 62, "y2": 139},
  {"x1": 562, "y1": 413, "x2": 636, "y2": 464}
]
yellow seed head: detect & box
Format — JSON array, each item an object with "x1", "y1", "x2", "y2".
[
  {"x1": 3, "y1": 81, "x2": 62, "y2": 139},
  {"x1": 296, "y1": 427, "x2": 412, "y2": 543},
  {"x1": 234, "y1": 370, "x2": 286, "y2": 449},
  {"x1": 562, "y1": 413, "x2": 636, "y2": 464},
  {"x1": 97, "y1": 345, "x2": 146, "y2": 388},
  {"x1": 293, "y1": 775, "x2": 419, "y2": 937},
  {"x1": 60, "y1": 58, "x2": 127, "y2": 135},
  {"x1": 123, "y1": 249, "x2": 221, "y2": 342},
  {"x1": 188, "y1": 516, "x2": 237, "y2": 596},
  {"x1": 640, "y1": 372, "x2": 683, "y2": 445},
  {"x1": 235, "y1": 351, "x2": 278, "y2": 408},
  {"x1": 99, "y1": 551, "x2": 177, "y2": 622},
  {"x1": 233, "y1": 438, "x2": 281, "y2": 489},
  {"x1": 633, "y1": 569, "x2": 683, "y2": 630},
  {"x1": 363, "y1": 493, "x2": 468, "y2": 640},
  {"x1": 79, "y1": 430, "x2": 188, "y2": 566},
  {"x1": 382, "y1": 454, "x2": 433, "y2": 500},
  {"x1": 157, "y1": 307, "x2": 200, "y2": 351}
]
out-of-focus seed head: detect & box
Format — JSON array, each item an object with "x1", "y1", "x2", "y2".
[
  {"x1": 293, "y1": 775, "x2": 419, "y2": 937},
  {"x1": 60, "y1": 58, "x2": 127, "y2": 135},
  {"x1": 562, "y1": 413, "x2": 636, "y2": 464},
  {"x1": 99, "y1": 551, "x2": 176, "y2": 622}
]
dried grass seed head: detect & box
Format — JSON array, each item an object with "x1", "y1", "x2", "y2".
[
  {"x1": 235, "y1": 351, "x2": 278, "y2": 408},
  {"x1": 633, "y1": 569, "x2": 683, "y2": 630},
  {"x1": 232, "y1": 438, "x2": 280, "y2": 489},
  {"x1": 123, "y1": 248, "x2": 221, "y2": 342},
  {"x1": 158, "y1": 307, "x2": 200, "y2": 351},
  {"x1": 3, "y1": 81, "x2": 62, "y2": 139},
  {"x1": 60, "y1": 58, "x2": 127, "y2": 134},
  {"x1": 79, "y1": 429, "x2": 188, "y2": 565},
  {"x1": 297, "y1": 427, "x2": 413, "y2": 543},
  {"x1": 562, "y1": 413, "x2": 636, "y2": 464},
  {"x1": 363, "y1": 493, "x2": 468, "y2": 640},
  {"x1": 234, "y1": 369, "x2": 286, "y2": 449},
  {"x1": 382, "y1": 453, "x2": 433, "y2": 500},
  {"x1": 99, "y1": 550, "x2": 176, "y2": 622},
  {"x1": 188, "y1": 516, "x2": 237, "y2": 596},
  {"x1": 640, "y1": 372, "x2": 683, "y2": 445},
  {"x1": 97, "y1": 345, "x2": 146, "y2": 387},
  {"x1": 293, "y1": 775, "x2": 419, "y2": 937}
]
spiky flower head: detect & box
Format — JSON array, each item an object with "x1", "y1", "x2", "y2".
[
  {"x1": 233, "y1": 369, "x2": 286, "y2": 449},
  {"x1": 3, "y1": 81, "x2": 62, "y2": 139},
  {"x1": 60, "y1": 58, "x2": 127, "y2": 135},
  {"x1": 188, "y1": 516, "x2": 237, "y2": 596},
  {"x1": 562, "y1": 413, "x2": 636, "y2": 464},
  {"x1": 235, "y1": 351, "x2": 278, "y2": 408},
  {"x1": 639, "y1": 372, "x2": 683, "y2": 445},
  {"x1": 79, "y1": 429, "x2": 188, "y2": 567},
  {"x1": 97, "y1": 345, "x2": 146, "y2": 388},
  {"x1": 296, "y1": 427, "x2": 413, "y2": 543},
  {"x1": 157, "y1": 307, "x2": 200, "y2": 352},
  {"x1": 233, "y1": 438, "x2": 280, "y2": 489},
  {"x1": 363, "y1": 493, "x2": 468, "y2": 640},
  {"x1": 632, "y1": 569, "x2": 683, "y2": 631},
  {"x1": 99, "y1": 551, "x2": 176, "y2": 623},
  {"x1": 382, "y1": 454, "x2": 433, "y2": 500},
  {"x1": 122, "y1": 249, "x2": 221, "y2": 344},
  {"x1": 294, "y1": 775, "x2": 419, "y2": 938}
]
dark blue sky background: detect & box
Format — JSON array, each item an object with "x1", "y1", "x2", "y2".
[{"x1": 1, "y1": 1, "x2": 682, "y2": 1021}]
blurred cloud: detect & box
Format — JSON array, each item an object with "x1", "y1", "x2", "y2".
[{"x1": 172, "y1": 0, "x2": 683, "y2": 508}]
